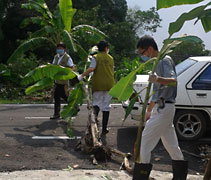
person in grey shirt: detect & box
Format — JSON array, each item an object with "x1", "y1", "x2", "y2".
[{"x1": 133, "y1": 35, "x2": 188, "y2": 180}]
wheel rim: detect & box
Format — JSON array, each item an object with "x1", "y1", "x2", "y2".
[{"x1": 176, "y1": 113, "x2": 202, "y2": 139}]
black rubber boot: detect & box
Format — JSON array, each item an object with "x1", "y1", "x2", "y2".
[
  {"x1": 93, "y1": 106, "x2": 100, "y2": 125},
  {"x1": 93, "y1": 106, "x2": 100, "y2": 117},
  {"x1": 50, "y1": 103, "x2": 60, "y2": 119},
  {"x1": 102, "y1": 111, "x2": 109, "y2": 135},
  {"x1": 133, "y1": 163, "x2": 152, "y2": 180},
  {"x1": 172, "y1": 160, "x2": 188, "y2": 180}
]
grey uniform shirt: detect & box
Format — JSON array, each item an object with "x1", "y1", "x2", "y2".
[
  {"x1": 151, "y1": 55, "x2": 177, "y2": 103},
  {"x1": 89, "y1": 56, "x2": 96, "y2": 69}
]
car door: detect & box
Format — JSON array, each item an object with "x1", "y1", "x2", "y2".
[{"x1": 186, "y1": 63, "x2": 211, "y2": 106}]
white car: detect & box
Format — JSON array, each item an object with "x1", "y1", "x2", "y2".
[{"x1": 123, "y1": 56, "x2": 211, "y2": 140}]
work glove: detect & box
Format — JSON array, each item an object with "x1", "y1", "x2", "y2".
[{"x1": 77, "y1": 74, "x2": 83, "y2": 81}]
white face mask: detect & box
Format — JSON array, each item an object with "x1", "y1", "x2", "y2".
[
  {"x1": 140, "y1": 55, "x2": 150, "y2": 62},
  {"x1": 56, "y1": 49, "x2": 65, "y2": 55}
]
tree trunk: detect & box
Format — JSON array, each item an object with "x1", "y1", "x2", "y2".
[
  {"x1": 203, "y1": 157, "x2": 211, "y2": 180},
  {"x1": 75, "y1": 83, "x2": 132, "y2": 166}
]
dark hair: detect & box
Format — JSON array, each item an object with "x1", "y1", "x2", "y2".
[
  {"x1": 97, "y1": 40, "x2": 109, "y2": 52},
  {"x1": 56, "y1": 42, "x2": 66, "y2": 49},
  {"x1": 136, "y1": 35, "x2": 158, "y2": 51}
]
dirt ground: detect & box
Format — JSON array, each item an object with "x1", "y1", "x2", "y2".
[{"x1": 0, "y1": 104, "x2": 210, "y2": 177}]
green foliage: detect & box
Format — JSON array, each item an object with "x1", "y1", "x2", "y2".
[
  {"x1": 0, "y1": 0, "x2": 4, "y2": 41},
  {"x1": 109, "y1": 58, "x2": 155, "y2": 101},
  {"x1": 123, "y1": 93, "x2": 139, "y2": 121},
  {"x1": 114, "y1": 57, "x2": 154, "y2": 81},
  {"x1": 0, "y1": 64, "x2": 10, "y2": 77},
  {"x1": 72, "y1": 5, "x2": 162, "y2": 67},
  {"x1": 169, "y1": 36, "x2": 208, "y2": 63},
  {"x1": 0, "y1": 53, "x2": 45, "y2": 100},
  {"x1": 157, "y1": 0, "x2": 204, "y2": 10},
  {"x1": 25, "y1": 77, "x2": 53, "y2": 95},
  {"x1": 127, "y1": 7, "x2": 161, "y2": 34},
  {"x1": 59, "y1": 0, "x2": 76, "y2": 31},
  {"x1": 22, "y1": 63, "x2": 76, "y2": 88},
  {"x1": 7, "y1": 0, "x2": 106, "y2": 64},
  {"x1": 61, "y1": 83, "x2": 85, "y2": 119},
  {"x1": 168, "y1": 2, "x2": 211, "y2": 36},
  {"x1": 8, "y1": 37, "x2": 54, "y2": 63},
  {"x1": 201, "y1": 9, "x2": 211, "y2": 32},
  {"x1": 61, "y1": 82, "x2": 85, "y2": 137},
  {"x1": 114, "y1": 58, "x2": 139, "y2": 81}
]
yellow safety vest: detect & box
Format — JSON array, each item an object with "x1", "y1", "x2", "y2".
[{"x1": 91, "y1": 52, "x2": 115, "y2": 92}]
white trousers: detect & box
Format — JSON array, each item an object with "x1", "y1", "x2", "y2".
[
  {"x1": 140, "y1": 103, "x2": 184, "y2": 163},
  {"x1": 92, "y1": 91, "x2": 112, "y2": 111}
]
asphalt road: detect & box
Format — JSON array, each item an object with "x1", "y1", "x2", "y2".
[{"x1": 0, "y1": 104, "x2": 209, "y2": 175}]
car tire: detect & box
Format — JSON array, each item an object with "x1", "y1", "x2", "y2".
[{"x1": 174, "y1": 110, "x2": 206, "y2": 141}]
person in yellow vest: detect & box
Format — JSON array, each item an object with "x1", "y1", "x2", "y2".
[
  {"x1": 78, "y1": 40, "x2": 115, "y2": 135},
  {"x1": 50, "y1": 42, "x2": 75, "y2": 119}
]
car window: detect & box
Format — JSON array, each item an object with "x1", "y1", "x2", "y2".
[
  {"x1": 176, "y1": 59, "x2": 197, "y2": 76},
  {"x1": 192, "y1": 64, "x2": 211, "y2": 90}
]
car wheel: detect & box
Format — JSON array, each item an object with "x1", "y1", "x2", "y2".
[{"x1": 174, "y1": 110, "x2": 206, "y2": 141}]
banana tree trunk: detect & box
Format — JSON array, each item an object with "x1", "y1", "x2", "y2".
[
  {"x1": 134, "y1": 52, "x2": 164, "y2": 162},
  {"x1": 75, "y1": 82, "x2": 132, "y2": 165},
  {"x1": 203, "y1": 157, "x2": 211, "y2": 180},
  {"x1": 134, "y1": 65, "x2": 156, "y2": 162}
]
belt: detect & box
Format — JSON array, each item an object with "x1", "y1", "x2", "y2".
[
  {"x1": 155, "y1": 101, "x2": 174, "y2": 104},
  {"x1": 165, "y1": 101, "x2": 174, "y2": 104}
]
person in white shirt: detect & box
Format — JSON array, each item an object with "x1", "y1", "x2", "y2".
[{"x1": 50, "y1": 42, "x2": 75, "y2": 119}]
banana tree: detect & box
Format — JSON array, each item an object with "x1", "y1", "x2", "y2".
[
  {"x1": 21, "y1": 63, "x2": 86, "y2": 136},
  {"x1": 10, "y1": 0, "x2": 107, "y2": 136},
  {"x1": 7, "y1": 0, "x2": 107, "y2": 63},
  {"x1": 109, "y1": 0, "x2": 211, "y2": 163}
]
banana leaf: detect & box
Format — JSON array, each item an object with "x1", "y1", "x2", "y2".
[
  {"x1": 61, "y1": 83, "x2": 85, "y2": 119},
  {"x1": 22, "y1": 64, "x2": 76, "y2": 86},
  {"x1": 72, "y1": 24, "x2": 108, "y2": 40},
  {"x1": 62, "y1": 30, "x2": 77, "y2": 52},
  {"x1": 73, "y1": 43, "x2": 89, "y2": 61},
  {"x1": 7, "y1": 37, "x2": 54, "y2": 63},
  {"x1": 109, "y1": 59, "x2": 155, "y2": 101},
  {"x1": 157, "y1": 0, "x2": 204, "y2": 10},
  {"x1": 22, "y1": 0, "x2": 52, "y2": 20},
  {"x1": 201, "y1": 9, "x2": 211, "y2": 32},
  {"x1": 123, "y1": 93, "x2": 139, "y2": 121},
  {"x1": 31, "y1": 26, "x2": 55, "y2": 38},
  {"x1": 168, "y1": 2, "x2": 211, "y2": 36},
  {"x1": 0, "y1": 64, "x2": 10, "y2": 77},
  {"x1": 25, "y1": 77, "x2": 53, "y2": 95},
  {"x1": 59, "y1": 0, "x2": 76, "y2": 32}
]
